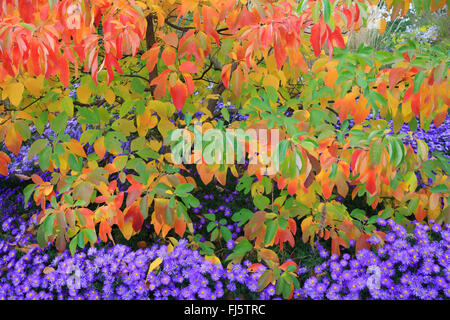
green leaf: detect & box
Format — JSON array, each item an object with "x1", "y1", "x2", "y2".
[
  {"x1": 165, "y1": 206, "x2": 174, "y2": 225},
  {"x1": 264, "y1": 220, "x2": 278, "y2": 245},
  {"x1": 23, "y1": 183, "x2": 36, "y2": 207},
  {"x1": 37, "y1": 224, "x2": 48, "y2": 248},
  {"x1": 370, "y1": 142, "x2": 383, "y2": 165},
  {"x1": 38, "y1": 148, "x2": 51, "y2": 171},
  {"x1": 416, "y1": 139, "x2": 429, "y2": 162},
  {"x1": 257, "y1": 269, "x2": 273, "y2": 292},
  {"x1": 153, "y1": 183, "x2": 172, "y2": 197},
  {"x1": 234, "y1": 239, "x2": 252, "y2": 255},
  {"x1": 413, "y1": 71, "x2": 426, "y2": 94},
  {"x1": 84, "y1": 229, "x2": 97, "y2": 244},
  {"x1": 220, "y1": 226, "x2": 232, "y2": 241},
  {"x1": 69, "y1": 235, "x2": 78, "y2": 256},
  {"x1": 266, "y1": 86, "x2": 278, "y2": 102},
  {"x1": 207, "y1": 221, "x2": 216, "y2": 233},
  {"x1": 430, "y1": 184, "x2": 449, "y2": 193},
  {"x1": 350, "y1": 209, "x2": 366, "y2": 221},
  {"x1": 43, "y1": 214, "x2": 56, "y2": 236},
  {"x1": 28, "y1": 139, "x2": 48, "y2": 160},
  {"x1": 408, "y1": 197, "x2": 420, "y2": 212},
  {"x1": 50, "y1": 111, "x2": 68, "y2": 135},
  {"x1": 221, "y1": 108, "x2": 230, "y2": 122},
  {"x1": 322, "y1": 0, "x2": 331, "y2": 24},
  {"x1": 210, "y1": 228, "x2": 219, "y2": 241},
  {"x1": 175, "y1": 183, "x2": 194, "y2": 197},
  {"x1": 286, "y1": 265, "x2": 296, "y2": 273},
  {"x1": 254, "y1": 195, "x2": 270, "y2": 210},
  {"x1": 232, "y1": 209, "x2": 254, "y2": 226},
  {"x1": 14, "y1": 120, "x2": 31, "y2": 140}
]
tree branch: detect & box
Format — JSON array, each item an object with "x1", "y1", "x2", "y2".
[{"x1": 146, "y1": 14, "x2": 158, "y2": 94}]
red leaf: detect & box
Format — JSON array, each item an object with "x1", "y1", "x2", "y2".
[
  {"x1": 366, "y1": 169, "x2": 377, "y2": 195},
  {"x1": 411, "y1": 91, "x2": 421, "y2": 116},
  {"x1": 280, "y1": 260, "x2": 297, "y2": 272},
  {"x1": 389, "y1": 67, "x2": 407, "y2": 89},
  {"x1": 59, "y1": 55, "x2": 69, "y2": 88},
  {"x1": 274, "y1": 38, "x2": 286, "y2": 69},
  {"x1": 183, "y1": 74, "x2": 195, "y2": 94},
  {"x1": 179, "y1": 61, "x2": 199, "y2": 73},
  {"x1": 310, "y1": 23, "x2": 322, "y2": 57},
  {"x1": 174, "y1": 215, "x2": 186, "y2": 237},
  {"x1": 170, "y1": 80, "x2": 188, "y2": 111},
  {"x1": 332, "y1": 26, "x2": 345, "y2": 49},
  {"x1": 355, "y1": 233, "x2": 371, "y2": 252},
  {"x1": 124, "y1": 204, "x2": 143, "y2": 232},
  {"x1": 287, "y1": 178, "x2": 297, "y2": 196},
  {"x1": 248, "y1": 263, "x2": 264, "y2": 272}
]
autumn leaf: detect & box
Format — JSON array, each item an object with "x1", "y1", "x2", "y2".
[
  {"x1": 179, "y1": 61, "x2": 199, "y2": 73},
  {"x1": 170, "y1": 80, "x2": 188, "y2": 111}
]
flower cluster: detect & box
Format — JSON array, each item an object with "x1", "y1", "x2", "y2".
[
  {"x1": 292, "y1": 219, "x2": 450, "y2": 300},
  {"x1": 0, "y1": 238, "x2": 265, "y2": 300},
  {"x1": 0, "y1": 184, "x2": 37, "y2": 247}
]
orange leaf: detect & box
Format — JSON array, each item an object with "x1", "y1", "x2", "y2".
[
  {"x1": 174, "y1": 215, "x2": 186, "y2": 237},
  {"x1": 221, "y1": 63, "x2": 232, "y2": 89},
  {"x1": 197, "y1": 163, "x2": 214, "y2": 185},
  {"x1": 287, "y1": 178, "x2": 297, "y2": 196},
  {"x1": 389, "y1": 67, "x2": 407, "y2": 89},
  {"x1": 93, "y1": 137, "x2": 106, "y2": 160},
  {"x1": 99, "y1": 220, "x2": 112, "y2": 242},
  {"x1": 161, "y1": 32, "x2": 178, "y2": 47},
  {"x1": 142, "y1": 44, "x2": 160, "y2": 73},
  {"x1": 0, "y1": 152, "x2": 11, "y2": 176},
  {"x1": 162, "y1": 47, "x2": 176, "y2": 66},
  {"x1": 5, "y1": 125, "x2": 22, "y2": 155},
  {"x1": 65, "y1": 139, "x2": 87, "y2": 158},
  {"x1": 324, "y1": 67, "x2": 338, "y2": 87},
  {"x1": 352, "y1": 95, "x2": 370, "y2": 124}
]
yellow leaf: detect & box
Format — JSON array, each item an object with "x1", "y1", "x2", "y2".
[
  {"x1": 24, "y1": 75, "x2": 44, "y2": 97},
  {"x1": 262, "y1": 74, "x2": 280, "y2": 90},
  {"x1": 149, "y1": 140, "x2": 162, "y2": 151},
  {"x1": 205, "y1": 255, "x2": 222, "y2": 264},
  {"x1": 312, "y1": 57, "x2": 328, "y2": 73},
  {"x1": 120, "y1": 220, "x2": 135, "y2": 240},
  {"x1": 149, "y1": 257, "x2": 163, "y2": 273},
  {"x1": 148, "y1": 101, "x2": 174, "y2": 118},
  {"x1": 112, "y1": 119, "x2": 136, "y2": 136},
  {"x1": 5, "y1": 82, "x2": 24, "y2": 107},
  {"x1": 104, "y1": 89, "x2": 115, "y2": 105},
  {"x1": 5, "y1": 124, "x2": 22, "y2": 154},
  {"x1": 77, "y1": 84, "x2": 91, "y2": 104},
  {"x1": 158, "y1": 118, "x2": 175, "y2": 139}
]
